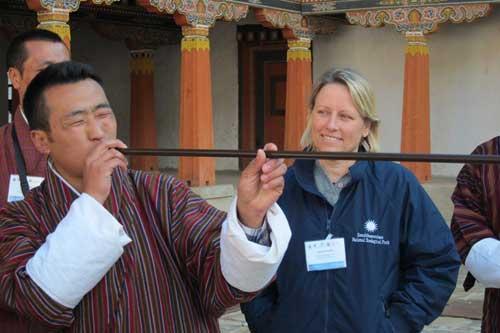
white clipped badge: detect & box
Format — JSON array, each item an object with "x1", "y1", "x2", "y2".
[
  {"x1": 7, "y1": 174, "x2": 44, "y2": 203},
  {"x1": 304, "y1": 237, "x2": 347, "y2": 272}
]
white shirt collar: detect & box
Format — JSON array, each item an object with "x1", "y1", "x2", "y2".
[
  {"x1": 19, "y1": 107, "x2": 29, "y2": 125},
  {"x1": 48, "y1": 160, "x2": 81, "y2": 196}
]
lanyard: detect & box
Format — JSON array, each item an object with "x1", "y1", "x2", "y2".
[{"x1": 11, "y1": 123, "x2": 30, "y2": 196}]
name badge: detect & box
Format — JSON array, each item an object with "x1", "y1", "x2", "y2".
[
  {"x1": 304, "y1": 238, "x2": 347, "y2": 272},
  {"x1": 7, "y1": 174, "x2": 44, "y2": 203}
]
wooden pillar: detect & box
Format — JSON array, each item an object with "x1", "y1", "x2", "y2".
[
  {"x1": 36, "y1": 9, "x2": 71, "y2": 50},
  {"x1": 401, "y1": 31, "x2": 431, "y2": 182},
  {"x1": 284, "y1": 37, "x2": 312, "y2": 151},
  {"x1": 176, "y1": 24, "x2": 215, "y2": 186},
  {"x1": 129, "y1": 49, "x2": 159, "y2": 171}
]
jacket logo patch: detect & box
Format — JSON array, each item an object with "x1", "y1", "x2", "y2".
[
  {"x1": 364, "y1": 219, "x2": 378, "y2": 233},
  {"x1": 352, "y1": 219, "x2": 390, "y2": 246}
]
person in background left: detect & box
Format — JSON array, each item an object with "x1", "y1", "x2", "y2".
[
  {"x1": 0, "y1": 29, "x2": 69, "y2": 332},
  {"x1": 0, "y1": 29, "x2": 69, "y2": 208}
]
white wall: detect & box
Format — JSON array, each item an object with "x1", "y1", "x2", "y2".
[
  {"x1": 154, "y1": 22, "x2": 239, "y2": 171},
  {"x1": 428, "y1": 10, "x2": 500, "y2": 177},
  {"x1": 211, "y1": 22, "x2": 239, "y2": 171},
  {"x1": 155, "y1": 42, "x2": 181, "y2": 169},
  {"x1": 314, "y1": 10, "x2": 500, "y2": 177},
  {"x1": 71, "y1": 22, "x2": 131, "y2": 145},
  {"x1": 314, "y1": 24, "x2": 405, "y2": 154}
]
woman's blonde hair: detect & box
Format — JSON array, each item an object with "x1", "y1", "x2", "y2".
[{"x1": 300, "y1": 68, "x2": 380, "y2": 152}]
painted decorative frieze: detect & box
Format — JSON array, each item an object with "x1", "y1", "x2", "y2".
[
  {"x1": 346, "y1": 3, "x2": 491, "y2": 33},
  {"x1": 138, "y1": 0, "x2": 248, "y2": 27},
  {"x1": 254, "y1": 8, "x2": 312, "y2": 40},
  {"x1": 27, "y1": 0, "x2": 118, "y2": 11}
]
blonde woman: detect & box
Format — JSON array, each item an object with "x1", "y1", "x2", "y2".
[{"x1": 241, "y1": 68, "x2": 459, "y2": 333}]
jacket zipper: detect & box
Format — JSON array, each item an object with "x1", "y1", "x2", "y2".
[
  {"x1": 324, "y1": 200, "x2": 337, "y2": 333},
  {"x1": 324, "y1": 186, "x2": 347, "y2": 333}
]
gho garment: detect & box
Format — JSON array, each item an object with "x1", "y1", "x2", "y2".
[
  {"x1": 0, "y1": 165, "x2": 290, "y2": 332},
  {"x1": 452, "y1": 136, "x2": 500, "y2": 333}
]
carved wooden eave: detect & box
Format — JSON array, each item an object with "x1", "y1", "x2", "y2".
[
  {"x1": 25, "y1": 0, "x2": 118, "y2": 12},
  {"x1": 137, "y1": 0, "x2": 249, "y2": 27},
  {"x1": 346, "y1": 3, "x2": 491, "y2": 33},
  {"x1": 79, "y1": 2, "x2": 181, "y2": 48},
  {"x1": 0, "y1": 0, "x2": 497, "y2": 42},
  {"x1": 213, "y1": 0, "x2": 499, "y2": 16},
  {"x1": 92, "y1": 22, "x2": 181, "y2": 49},
  {"x1": 301, "y1": 0, "x2": 495, "y2": 15},
  {"x1": 230, "y1": 0, "x2": 302, "y2": 13},
  {"x1": 255, "y1": 8, "x2": 313, "y2": 39},
  {"x1": 307, "y1": 15, "x2": 337, "y2": 34},
  {"x1": 0, "y1": 1, "x2": 181, "y2": 45}
]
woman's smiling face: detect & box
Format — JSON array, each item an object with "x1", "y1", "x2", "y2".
[{"x1": 311, "y1": 83, "x2": 369, "y2": 153}]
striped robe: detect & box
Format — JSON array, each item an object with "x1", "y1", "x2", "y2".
[
  {"x1": 0, "y1": 109, "x2": 47, "y2": 331},
  {"x1": 451, "y1": 136, "x2": 500, "y2": 332},
  {"x1": 0, "y1": 165, "x2": 253, "y2": 332}
]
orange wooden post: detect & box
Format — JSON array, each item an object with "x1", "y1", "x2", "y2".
[
  {"x1": 401, "y1": 31, "x2": 431, "y2": 182},
  {"x1": 129, "y1": 49, "x2": 159, "y2": 171},
  {"x1": 176, "y1": 23, "x2": 215, "y2": 186},
  {"x1": 284, "y1": 37, "x2": 312, "y2": 151}
]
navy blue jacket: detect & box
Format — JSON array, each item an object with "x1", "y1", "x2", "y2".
[{"x1": 242, "y1": 159, "x2": 460, "y2": 333}]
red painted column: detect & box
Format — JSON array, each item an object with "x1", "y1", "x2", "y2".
[
  {"x1": 129, "y1": 49, "x2": 158, "y2": 171},
  {"x1": 176, "y1": 23, "x2": 215, "y2": 186},
  {"x1": 284, "y1": 37, "x2": 312, "y2": 151},
  {"x1": 401, "y1": 31, "x2": 431, "y2": 182}
]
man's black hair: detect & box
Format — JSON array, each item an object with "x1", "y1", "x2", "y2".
[
  {"x1": 6, "y1": 29, "x2": 65, "y2": 71},
  {"x1": 24, "y1": 61, "x2": 104, "y2": 131}
]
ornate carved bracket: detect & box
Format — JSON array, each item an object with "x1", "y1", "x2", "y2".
[
  {"x1": 26, "y1": 0, "x2": 118, "y2": 12},
  {"x1": 24, "y1": 0, "x2": 119, "y2": 47},
  {"x1": 137, "y1": 0, "x2": 248, "y2": 27},
  {"x1": 254, "y1": 8, "x2": 313, "y2": 40},
  {"x1": 346, "y1": 3, "x2": 491, "y2": 34}
]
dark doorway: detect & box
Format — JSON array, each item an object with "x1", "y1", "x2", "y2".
[{"x1": 238, "y1": 25, "x2": 287, "y2": 169}]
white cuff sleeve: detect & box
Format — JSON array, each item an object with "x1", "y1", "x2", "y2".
[
  {"x1": 465, "y1": 237, "x2": 500, "y2": 288},
  {"x1": 26, "y1": 193, "x2": 132, "y2": 308},
  {"x1": 220, "y1": 197, "x2": 291, "y2": 292}
]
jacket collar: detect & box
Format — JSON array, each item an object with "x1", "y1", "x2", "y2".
[{"x1": 293, "y1": 158, "x2": 369, "y2": 196}]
